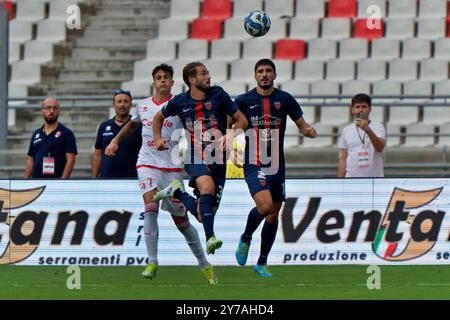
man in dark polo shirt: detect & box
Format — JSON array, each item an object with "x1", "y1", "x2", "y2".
[
  {"x1": 92, "y1": 89, "x2": 142, "y2": 178},
  {"x1": 24, "y1": 98, "x2": 78, "y2": 179}
]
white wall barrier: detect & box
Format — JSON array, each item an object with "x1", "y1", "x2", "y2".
[{"x1": 1, "y1": 179, "x2": 450, "y2": 266}]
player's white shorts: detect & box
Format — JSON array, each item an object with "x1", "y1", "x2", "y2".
[{"x1": 137, "y1": 166, "x2": 185, "y2": 216}]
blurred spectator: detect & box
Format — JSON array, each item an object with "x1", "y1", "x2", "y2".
[
  {"x1": 338, "y1": 93, "x2": 386, "y2": 178},
  {"x1": 92, "y1": 89, "x2": 142, "y2": 178},
  {"x1": 24, "y1": 98, "x2": 77, "y2": 178}
]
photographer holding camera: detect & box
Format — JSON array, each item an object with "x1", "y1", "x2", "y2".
[{"x1": 337, "y1": 93, "x2": 386, "y2": 178}]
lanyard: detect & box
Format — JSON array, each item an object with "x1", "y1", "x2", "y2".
[{"x1": 356, "y1": 125, "x2": 367, "y2": 145}]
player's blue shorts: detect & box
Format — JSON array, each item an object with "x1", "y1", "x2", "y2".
[
  {"x1": 244, "y1": 165, "x2": 286, "y2": 202},
  {"x1": 184, "y1": 163, "x2": 226, "y2": 207}
]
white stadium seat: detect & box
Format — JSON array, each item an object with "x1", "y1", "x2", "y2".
[
  {"x1": 321, "y1": 18, "x2": 351, "y2": 40},
  {"x1": 307, "y1": 39, "x2": 338, "y2": 60},
  {"x1": 178, "y1": 39, "x2": 209, "y2": 60},
  {"x1": 210, "y1": 39, "x2": 241, "y2": 61},
  {"x1": 388, "y1": 0, "x2": 417, "y2": 18},
  {"x1": 339, "y1": 38, "x2": 368, "y2": 61},
  {"x1": 402, "y1": 39, "x2": 431, "y2": 60},
  {"x1": 295, "y1": 0, "x2": 325, "y2": 19},
  {"x1": 146, "y1": 40, "x2": 177, "y2": 61},
  {"x1": 295, "y1": 60, "x2": 324, "y2": 82},
  {"x1": 385, "y1": 18, "x2": 415, "y2": 39},
  {"x1": 371, "y1": 39, "x2": 400, "y2": 60},
  {"x1": 158, "y1": 19, "x2": 189, "y2": 41}
]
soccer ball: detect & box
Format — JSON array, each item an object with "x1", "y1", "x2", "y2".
[{"x1": 244, "y1": 10, "x2": 271, "y2": 37}]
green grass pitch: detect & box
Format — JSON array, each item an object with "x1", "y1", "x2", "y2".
[{"x1": 0, "y1": 265, "x2": 449, "y2": 300}]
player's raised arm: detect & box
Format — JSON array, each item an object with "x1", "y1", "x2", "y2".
[
  {"x1": 152, "y1": 110, "x2": 168, "y2": 150},
  {"x1": 105, "y1": 119, "x2": 140, "y2": 156}
]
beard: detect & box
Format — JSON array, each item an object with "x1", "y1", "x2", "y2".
[
  {"x1": 44, "y1": 116, "x2": 58, "y2": 124},
  {"x1": 259, "y1": 83, "x2": 272, "y2": 90},
  {"x1": 196, "y1": 82, "x2": 210, "y2": 93}
]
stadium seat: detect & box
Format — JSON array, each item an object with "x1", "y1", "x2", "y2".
[
  {"x1": 274, "y1": 39, "x2": 305, "y2": 62},
  {"x1": 372, "y1": 80, "x2": 402, "y2": 101},
  {"x1": 178, "y1": 39, "x2": 209, "y2": 60},
  {"x1": 435, "y1": 38, "x2": 450, "y2": 59},
  {"x1": 295, "y1": 0, "x2": 325, "y2": 19},
  {"x1": 423, "y1": 102, "x2": 450, "y2": 125},
  {"x1": 210, "y1": 39, "x2": 241, "y2": 61},
  {"x1": 418, "y1": 0, "x2": 447, "y2": 18},
  {"x1": 389, "y1": 59, "x2": 418, "y2": 81},
  {"x1": 9, "y1": 20, "x2": 33, "y2": 44},
  {"x1": 280, "y1": 80, "x2": 310, "y2": 96},
  {"x1": 371, "y1": 39, "x2": 400, "y2": 60},
  {"x1": 385, "y1": 18, "x2": 415, "y2": 39},
  {"x1": 262, "y1": 18, "x2": 287, "y2": 40},
  {"x1": 356, "y1": 60, "x2": 386, "y2": 81},
  {"x1": 341, "y1": 80, "x2": 371, "y2": 97},
  {"x1": 354, "y1": 18, "x2": 384, "y2": 40},
  {"x1": 271, "y1": 59, "x2": 293, "y2": 82},
  {"x1": 121, "y1": 81, "x2": 151, "y2": 98},
  {"x1": 230, "y1": 60, "x2": 256, "y2": 83},
  {"x1": 191, "y1": 18, "x2": 222, "y2": 41},
  {"x1": 49, "y1": 0, "x2": 78, "y2": 21},
  {"x1": 434, "y1": 80, "x2": 450, "y2": 97},
  {"x1": 285, "y1": 122, "x2": 300, "y2": 147},
  {"x1": 357, "y1": 0, "x2": 386, "y2": 18},
  {"x1": 10, "y1": 61, "x2": 41, "y2": 85},
  {"x1": 319, "y1": 105, "x2": 350, "y2": 126},
  {"x1": 36, "y1": 20, "x2": 67, "y2": 43},
  {"x1": 339, "y1": 38, "x2": 368, "y2": 60},
  {"x1": 233, "y1": 0, "x2": 263, "y2": 18},
  {"x1": 389, "y1": 105, "x2": 419, "y2": 125},
  {"x1": 321, "y1": 18, "x2": 351, "y2": 40},
  {"x1": 417, "y1": 18, "x2": 446, "y2": 39},
  {"x1": 388, "y1": 0, "x2": 417, "y2": 18},
  {"x1": 158, "y1": 19, "x2": 189, "y2": 40},
  {"x1": 439, "y1": 124, "x2": 450, "y2": 146},
  {"x1": 2, "y1": 0, "x2": 14, "y2": 20},
  {"x1": 8, "y1": 83, "x2": 28, "y2": 98},
  {"x1": 289, "y1": 18, "x2": 320, "y2": 40},
  {"x1": 301, "y1": 124, "x2": 333, "y2": 147},
  {"x1": 145, "y1": 39, "x2": 177, "y2": 61},
  {"x1": 170, "y1": 0, "x2": 200, "y2": 20},
  {"x1": 404, "y1": 123, "x2": 435, "y2": 147},
  {"x1": 402, "y1": 39, "x2": 431, "y2": 60},
  {"x1": 307, "y1": 39, "x2": 338, "y2": 60},
  {"x1": 8, "y1": 42, "x2": 21, "y2": 63},
  {"x1": 15, "y1": 0, "x2": 45, "y2": 22},
  {"x1": 203, "y1": 60, "x2": 228, "y2": 84},
  {"x1": 217, "y1": 81, "x2": 247, "y2": 97},
  {"x1": 295, "y1": 60, "x2": 324, "y2": 82},
  {"x1": 133, "y1": 60, "x2": 159, "y2": 81},
  {"x1": 386, "y1": 124, "x2": 401, "y2": 147},
  {"x1": 24, "y1": 41, "x2": 54, "y2": 63},
  {"x1": 403, "y1": 80, "x2": 433, "y2": 102},
  {"x1": 328, "y1": 0, "x2": 356, "y2": 18},
  {"x1": 165, "y1": 59, "x2": 192, "y2": 83},
  {"x1": 264, "y1": 0, "x2": 294, "y2": 18},
  {"x1": 311, "y1": 80, "x2": 340, "y2": 104},
  {"x1": 224, "y1": 18, "x2": 253, "y2": 40},
  {"x1": 325, "y1": 60, "x2": 355, "y2": 81},
  {"x1": 202, "y1": 0, "x2": 231, "y2": 22},
  {"x1": 242, "y1": 38, "x2": 273, "y2": 60},
  {"x1": 420, "y1": 59, "x2": 449, "y2": 82}
]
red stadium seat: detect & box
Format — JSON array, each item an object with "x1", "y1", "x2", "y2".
[
  {"x1": 354, "y1": 19, "x2": 384, "y2": 40},
  {"x1": 191, "y1": 18, "x2": 222, "y2": 41},
  {"x1": 274, "y1": 39, "x2": 306, "y2": 62},
  {"x1": 328, "y1": 0, "x2": 356, "y2": 18},
  {"x1": 2, "y1": 1, "x2": 14, "y2": 20},
  {"x1": 202, "y1": 0, "x2": 232, "y2": 22}
]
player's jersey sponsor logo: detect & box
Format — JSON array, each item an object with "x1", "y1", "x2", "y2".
[
  {"x1": 55, "y1": 131, "x2": 61, "y2": 138},
  {"x1": 274, "y1": 101, "x2": 282, "y2": 110},
  {"x1": 250, "y1": 115, "x2": 281, "y2": 127},
  {"x1": 141, "y1": 118, "x2": 174, "y2": 128}
]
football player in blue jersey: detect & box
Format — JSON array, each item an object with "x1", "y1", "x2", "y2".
[
  {"x1": 233, "y1": 58, "x2": 318, "y2": 277},
  {"x1": 152, "y1": 61, "x2": 248, "y2": 255}
]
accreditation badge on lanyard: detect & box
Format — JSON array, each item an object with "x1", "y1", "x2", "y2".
[
  {"x1": 43, "y1": 153, "x2": 55, "y2": 175},
  {"x1": 356, "y1": 126, "x2": 370, "y2": 169}
]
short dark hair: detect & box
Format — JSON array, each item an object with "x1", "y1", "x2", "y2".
[
  {"x1": 254, "y1": 58, "x2": 276, "y2": 73},
  {"x1": 182, "y1": 62, "x2": 205, "y2": 87},
  {"x1": 152, "y1": 63, "x2": 174, "y2": 79},
  {"x1": 351, "y1": 93, "x2": 371, "y2": 107}
]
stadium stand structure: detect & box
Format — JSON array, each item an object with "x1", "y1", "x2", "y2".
[{"x1": 3, "y1": 0, "x2": 450, "y2": 178}]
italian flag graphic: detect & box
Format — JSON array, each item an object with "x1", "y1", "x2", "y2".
[{"x1": 373, "y1": 226, "x2": 398, "y2": 259}]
